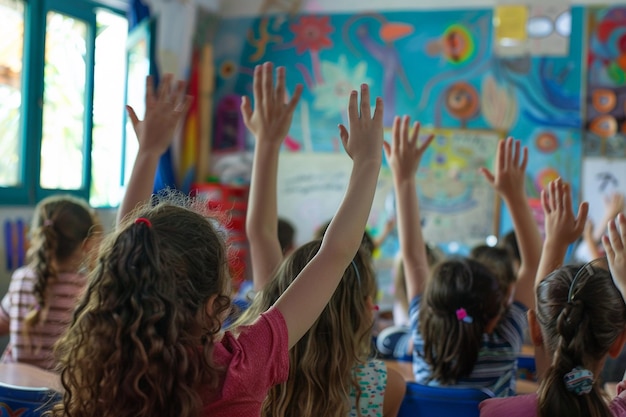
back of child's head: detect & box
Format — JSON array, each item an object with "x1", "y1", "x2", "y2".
[
  {"x1": 237, "y1": 239, "x2": 377, "y2": 417},
  {"x1": 536, "y1": 260, "x2": 626, "y2": 417},
  {"x1": 501, "y1": 230, "x2": 521, "y2": 270},
  {"x1": 52, "y1": 196, "x2": 232, "y2": 417},
  {"x1": 277, "y1": 217, "x2": 295, "y2": 254},
  {"x1": 394, "y1": 244, "x2": 443, "y2": 313},
  {"x1": 469, "y1": 244, "x2": 516, "y2": 295},
  {"x1": 419, "y1": 257, "x2": 503, "y2": 384},
  {"x1": 25, "y1": 195, "x2": 100, "y2": 331}
]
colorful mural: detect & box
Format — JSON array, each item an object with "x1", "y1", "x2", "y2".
[{"x1": 205, "y1": 7, "x2": 585, "y2": 249}]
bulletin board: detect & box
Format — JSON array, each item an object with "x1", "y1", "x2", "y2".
[
  {"x1": 582, "y1": 157, "x2": 626, "y2": 227},
  {"x1": 275, "y1": 152, "x2": 394, "y2": 247},
  {"x1": 416, "y1": 127, "x2": 500, "y2": 246}
]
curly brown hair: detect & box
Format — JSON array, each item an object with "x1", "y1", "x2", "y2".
[
  {"x1": 50, "y1": 199, "x2": 232, "y2": 417},
  {"x1": 235, "y1": 240, "x2": 377, "y2": 417}
]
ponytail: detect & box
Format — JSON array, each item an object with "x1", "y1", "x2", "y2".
[{"x1": 537, "y1": 261, "x2": 626, "y2": 417}]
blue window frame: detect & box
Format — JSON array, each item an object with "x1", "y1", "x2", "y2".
[{"x1": 0, "y1": 0, "x2": 128, "y2": 207}]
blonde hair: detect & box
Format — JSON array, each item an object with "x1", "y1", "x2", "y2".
[
  {"x1": 24, "y1": 195, "x2": 99, "y2": 344},
  {"x1": 51, "y1": 198, "x2": 232, "y2": 417},
  {"x1": 236, "y1": 240, "x2": 377, "y2": 417}
]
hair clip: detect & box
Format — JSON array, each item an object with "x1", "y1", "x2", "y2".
[
  {"x1": 456, "y1": 308, "x2": 473, "y2": 323},
  {"x1": 134, "y1": 217, "x2": 152, "y2": 227},
  {"x1": 564, "y1": 366, "x2": 594, "y2": 395}
]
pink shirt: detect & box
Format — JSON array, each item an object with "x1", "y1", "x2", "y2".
[
  {"x1": 0, "y1": 266, "x2": 86, "y2": 371},
  {"x1": 479, "y1": 392, "x2": 626, "y2": 417},
  {"x1": 203, "y1": 307, "x2": 289, "y2": 417}
]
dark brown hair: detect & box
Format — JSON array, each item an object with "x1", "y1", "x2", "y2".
[
  {"x1": 537, "y1": 260, "x2": 626, "y2": 417},
  {"x1": 419, "y1": 258, "x2": 503, "y2": 384},
  {"x1": 469, "y1": 244, "x2": 516, "y2": 293},
  {"x1": 51, "y1": 199, "x2": 232, "y2": 417}
]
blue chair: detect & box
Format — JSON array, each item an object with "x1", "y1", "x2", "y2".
[
  {"x1": 398, "y1": 382, "x2": 494, "y2": 417},
  {"x1": 0, "y1": 382, "x2": 60, "y2": 417}
]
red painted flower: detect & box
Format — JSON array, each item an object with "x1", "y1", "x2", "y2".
[{"x1": 289, "y1": 16, "x2": 334, "y2": 54}]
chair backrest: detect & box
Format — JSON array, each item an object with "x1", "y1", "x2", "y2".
[
  {"x1": 0, "y1": 382, "x2": 60, "y2": 417},
  {"x1": 398, "y1": 382, "x2": 494, "y2": 417}
]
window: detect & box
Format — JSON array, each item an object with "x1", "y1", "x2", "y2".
[{"x1": 0, "y1": 0, "x2": 128, "y2": 207}]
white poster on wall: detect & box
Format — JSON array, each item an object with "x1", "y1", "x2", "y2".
[{"x1": 582, "y1": 157, "x2": 626, "y2": 228}]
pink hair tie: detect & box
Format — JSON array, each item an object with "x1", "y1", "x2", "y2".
[
  {"x1": 456, "y1": 308, "x2": 473, "y2": 323},
  {"x1": 134, "y1": 217, "x2": 152, "y2": 227},
  {"x1": 43, "y1": 219, "x2": 53, "y2": 227}
]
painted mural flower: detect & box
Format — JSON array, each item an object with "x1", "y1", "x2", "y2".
[
  {"x1": 289, "y1": 15, "x2": 334, "y2": 54},
  {"x1": 313, "y1": 55, "x2": 372, "y2": 118}
]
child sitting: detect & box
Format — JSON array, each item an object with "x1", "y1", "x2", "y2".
[
  {"x1": 480, "y1": 178, "x2": 626, "y2": 417},
  {"x1": 240, "y1": 62, "x2": 405, "y2": 417},
  {"x1": 0, "y1": 195, "x2": 101, "y2": 371},
  {"x1": 50, "y1": 64, "x2": 385, "y2": 417},
  {"x1": 388, "y1": 123, "x2": 539, "y2": 396}
]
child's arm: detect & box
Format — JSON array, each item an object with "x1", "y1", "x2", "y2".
[
  {"x1": 479, "y1": 137, "x2": 542, "y2": 310},
  {"x1": 242, "y1": 63, "x2": 303, "y2": 291},
  {"x1": 583, "y1": 219, "x2": 602, "y2": 260},
  {"x1": 117, "y1": 74, "x2": 191, "y2": 226},
  {"x1": 273, "y1": 84, "x2": 383, "y2": 348},
  {"x1": 603, "y1": 212, "x2": 626, "y2": 303},
  {"x1": 383, "y1": 116, "x2": 434, "y2": 301}
]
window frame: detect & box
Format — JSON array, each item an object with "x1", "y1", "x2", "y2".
[{"x1": 0, "y1": 0, "x2": 128, "y2": 206}]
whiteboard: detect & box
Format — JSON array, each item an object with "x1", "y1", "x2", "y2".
[
  {"x1": 582, "y1": 157, "x2": 626, "y2": 227},
  {"x1": 276, "y1": 152, "x2": 394, "y2": 246}
]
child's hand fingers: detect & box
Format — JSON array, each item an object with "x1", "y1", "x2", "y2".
[
  {"x1": 400, "y1": 116, "x2": 410, "y2": 152},
  {"x1": 338, "y1": 124, "x2": 349, "y2": 150},
  {"x1": 347, "y1": 90, "x2": 359, "y2": 122},
  {"x1": 274, "y1": 66, "x2": 286, "y2": 106},
  {"x1": 360, "y1": 84, "x2": 371, "y2": 120},
  {"x1": 541, "y1": 189, "x2": 551, "y2": 215},
  {"x1": 519, "y1": 146, "x2": 528, "y2": 172},
  {"x1": 157, "y1": 74, "x2": 173, "y2": 101},
  {"x1": 382, "y1": 141, "x2": 392, "y2": 161},
  {"x1": 391, "y1": 116, "x2": 401, "y2": 151},
  {"x1": 372, "y1": 97, "x2": 384, "y2": 123},
  {"x1": 409, "y1": 121, "x2": 420, "y2": 148},
  {"x1": 262, "y1": 62, "x2": 274, "y2": 109},
  {"x1": 561, "y1": 181, "x2": 572, "y2": 214},
  {"x1": 252, "y1": 65, "x2": 263, "y2": 105},
  {"x1": 503, "y1": 137, "x2": 513, "y2": 170},
  {"x1": 608, "y1": 216, "x2": 624, "y2": 252},
  {"x1": 573, "y1": 202, "x2": 589, "y2": 236},
  {"x1": 240, "y1": 96, "x2": 253, "y2": 127},
  {"x1": 479, "y1": 167, "x2": 495, "y2": 186},
  {"x1": 495, "y1": 139, "x2": 506, "y2": 174},
  {"x1": 512, "y1": 138, "x2": 521, "y2": 167},
  {"x1": 418, "y1": 133, "x2": 435, "y2": 155},
  {"x1": 548, "y1": 180, "x2": 558, "y2": 213},
  {"x1": 603, "y1": 234, "x2": 615, "y2": 260},
  {"x1": 126, "y1": 105, "x2": 139, "y2": 129},
  {"x1": 286, "y1": 84, "x2": 303, "y2": 114}
]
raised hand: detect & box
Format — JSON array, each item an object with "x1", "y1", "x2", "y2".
[
  {"x1": 603, "y1": 213, "x2": 626, "y2": 302},
  {"x1": 479, "y1": 136, "x2": 528, "y2": 200},
  {"x1": 541, "y1": 178, "x2": 588, "y2": 246},
  {"x1": 240, "y1": 62, "x2": 303, "y2": 145},
  {"x1": 338, "y1": 84, "x2": 384, "y2": 164},
  {"x1": 126, "y1": 74, "x2": 191, "y2": 156},
  {"x1": 383, "y1": 116, "x2": 434, "y2": 179}
]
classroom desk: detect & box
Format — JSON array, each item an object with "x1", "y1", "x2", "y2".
[
  {"x1": 0, "y1": 363, "x2": 62, "y2": 392},
  {"x1": 383, "y1": 360, "x2": 539, "y2": 395}
]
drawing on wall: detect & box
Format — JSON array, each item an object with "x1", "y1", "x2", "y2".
[
  {"x1": 415, "y1": 128, "x2": 500, "y2": 246},
  {"x1": 204, "y1": 6, "x2": 586, "y2": 248},
  {"x1": 585, "y1": 6, "x2": 626, "y2": 156},
  {"x1": 582, "y1": 157, "x2": 626, "y2": 226}
]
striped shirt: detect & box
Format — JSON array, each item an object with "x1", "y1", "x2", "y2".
[
  {"x1": 410, "y1": 295, "x2": 527, "y2": 397},
  {"x1": 0, "y1": 267, "x2": 87, "y2": 371}
]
